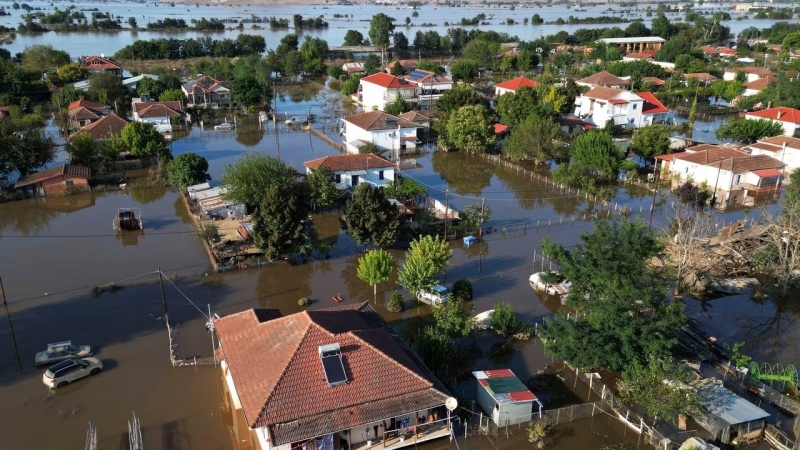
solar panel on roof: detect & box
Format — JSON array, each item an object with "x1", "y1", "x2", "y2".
[
  {"x1": 321, "y1": 353, "x2": 348, "y2": 386},
  {"x1": 408, "y1": 70, "x2": 428, "y2": 81}
]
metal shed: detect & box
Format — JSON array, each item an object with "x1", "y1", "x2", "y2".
[
  {"x1": 473, "y1": 369, "x2": 543, "y2": 426},
  {"x1": 693, "y1": 380, "x2": 769, "y2": 444}
]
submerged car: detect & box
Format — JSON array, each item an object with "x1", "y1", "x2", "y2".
[
  {"x1": 214, "y1": 122, "x2": 235, "y2": 131},
  {"x1": 418, "y1": 284, "x2": 450, "y2": 305},
  {"x1": 42, "y1": 358, "x2": 103, "y2": 389},
  {"x1": 35, "y1": 341, "x2": 93, "y2": 366}
]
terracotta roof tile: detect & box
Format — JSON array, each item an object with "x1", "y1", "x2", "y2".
[
  {"x1": 495, "y1": 76, "x2": 539, "y2": 91},
  {"x1": 746, "y1": 107, "x2": 800, "y2": 124},
  {"x1": 14, "y1": 164, "x2": 91, "y2": 188},
  {"x1": 714, "y1": 154, "x2": 785, "y2": 172},
  {"x1": 386, "y1": 60, "x2": 418, "y2": 72},
  {"x1": 744, "y1": 75, "x2": 777, "y2": 91},
  {"x1": 583, "y1": 86, "x2": 629, "y2": 101},
  {"x1": 69, "y1": 107, "x2": 102, "y2": 121},
  {"x1": 642, "y1": 77, "x2": 665, "y2": 86},
  {"x1": 672, "y1": 146, "x2": 784, "y2": 172},
  {"x1": 304, "y1": 154, "x2": 395, "y2": 172},
  {"x1": 577, "y1": 71, "x2": 630, "y2": 88},
  {"x1": 134, "y1": 102, "x2": 182, "y2": 118},
  {"x1": 67, "y1": 98, "x2": 109, "y2": 113},
  {"x1": 215, "y1": 302, "x2": 449, "y2": 444},
  {"x1": 76, "y1": 113, "x2": 130, "y2": 140},
  {"x1": 493, "y1": 123, "x2": 510, "y2": 135},
  {"x1": 360, "y1": 72, "x2": 416, "y2": 89},
  {"x1": 81, "y1": 55, "x2": 122, "y2": 71},
  {"x1": 684, "y1": 73, "x2": 718, "y2": 82},
  {"x1": 757, "y1": 135, "x2": 800, "y2": 149},
  {"x1": 398, "y1": 110, "x2": 433, "y2": 122},
  {"x1": 133, "y1": 101, "x2": 183, "y2": 115},
  {"x1": 182, "y1": 75, "x2": 230, "y2": 94},
  {"x1": 735, "y1": 67, "x2": 775, "y2": 76},
  {"x1": 637, "y1": 91, "x2": 669, "y2": 114},
  {"x1": 343, "y1": 110, "x2": 419, "y2": 131}
]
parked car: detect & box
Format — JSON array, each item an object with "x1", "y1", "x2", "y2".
[
  {"x1": 417, "y1": 284, "x2": 450, "y2": 305},
  {"x1": 214, "y1": 122, "x2": 235, "y2": 131},
  {"x1": 285, "y1": 115, "x2": 315, "y2": 126},
  {"x1": 35, "y1": 341, "x2": 93, "y2": 366},
  {"x1": 42, "y1": 358, "x2": 103, "y2": 389}
]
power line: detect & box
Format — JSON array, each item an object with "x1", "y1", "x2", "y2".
[
  {"x1": 0, "y1": 227, "x2": 239, "y2": 239},
  {"x1": 159, "y1": 270, "x2": 209, "y2": 319}
]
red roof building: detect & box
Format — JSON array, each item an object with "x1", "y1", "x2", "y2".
[
  {"x1": 494, "y1": 77, "x2": 539, "y2": 96},
  {"x1": 473, "y1": 369, "x2": 543, "y2": 426},
  {"x1": 74, "y1": 113, "x2": 130, "y2": 141},
  {"x1": 745, "y1": 107, "x2": 800, "y2": 137},
  {"x1": 14, "y1": 164, "x2": 91, "y2": 197},
  {"x1": 493, "y1": 123, "x2": 510, "y2": 136},
  {"x1": 67, "y1": 97, "x2": 112, "y2": 131},
  {"x1": 215, "y1": 303, "x2": 451, "y2": 450},
  {"x1": 637, "y1": 91, "x2": 669, "y2": 115},
  {"x1": 79, "y1": 55, "x2": 122, "y2": 76}
]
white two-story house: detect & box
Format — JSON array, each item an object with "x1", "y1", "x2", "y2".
[
  {"x1": 748, "y1": 135, "x2": 800, "y2": 176},
  {"x1": 357, "y1": 71, "x2": 453, "y2": 111},
  {"x1": 574, "y1": 87, "x2": 645, "y2": 128},
  {"x1": 405, "y1": 70, "x2": 453, "y2": 109},
  {"x1": 656, "y1": 144, "x2": 785, "y2": 209},
  {"x1": 745, "y1": 107, "x2": 800, "y2": 137},
  {"x1": 341, "y1": 110, "x2": 421, "y2": 155},
  {"x1": 131, "y1": 100, "x2": 184, "y2": 133},
  {"x1": 182, "y1": 75, "x2": 231, "y2": 107},
  {"x1": 304, "y1": 154, "x2": 396, "y2": 189}
]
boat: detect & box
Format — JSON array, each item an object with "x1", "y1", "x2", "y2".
[
  {"x1": 472, "y1": 310, "x2": 494, "y2": 330},
  {"x1": 529, "y1": 271, "x2": 572, "y2": 300},
  {"x1": 332, "y1": 295, "x2": 343, "y2": 303}
]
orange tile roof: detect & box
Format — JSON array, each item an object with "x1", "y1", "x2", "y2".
[
  {"x1": 495, "y1": 76, "x2": 539, "y2": 91},
  {"x1": 674, "y1": 145, "x2": 747, "y2": 165},
  {"x1": 642, "y1": 77, "x2": 665, "y2": 86},
  {"x1": 15, "y1": 164, "x2": 91, "y2": 188},
  {"x1": 67, "y1": 98, "x2": 109, "y2": 113},
  {"x1": 133, "y1": 101, "x2": 183, "y2": 118},
  {"x1": 69, "y1": 107, "x2": 101, "y2": 121},
  {"x1": 583, "y1": 86, "x2": 627, "y2": 101},
  {"x1": 304, "y1": 154, "x2": 395, "y2": 171},
  {"x1": 76, "y1": 113, "x2": 130, "y2": 140},
  {"x1": 735, "y1": 67, "x2": 775, "y2": 76},
  {"x1": 360, "y1": 72, "x2": 415, "y2": 89},
  {"x1": 756, "y1": 135, "x2": 800, "y2": 149},
  {"x1": 343, "y1": 110, "x2": 419, "y2": 131},
  {"x1": 577, "y1": 71, "x2": 630, "y2": 88},
  {"x1": 752, "y1": 168, "x2": 783, "y2": 178},
  {"x1": 747, "y1": 107, "x2": 800, "y2": 123},
  {"x1": 744, "y1": 75, "x2": 777, "y2": 91},
  {"x1": 214, "y1": 303, "x2": 449, "y2": 444},
  {"x1": 684, "y1": 73, "x2": 718, "y2": 82},
  {"x1": 81, "y1": 55, "x2": 122, "y2": 71},
  {"x1": 637, "y1": 91, "x2": 669, "y2": 114},
  {"x1": 493, "y1": 123, "x2": 510, "y2": 135}
]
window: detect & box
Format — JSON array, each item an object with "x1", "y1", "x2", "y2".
[
  {"x1": 335, "y1": 174, "x2": 341, "y2": 183},
  {"x1": 65, "y1": 180, "x2": 74, "y2": 186},
  {"x1": 632, "y1": 104, "x2": 637, "y2": 110},
  {"x1": 735, "y1": 174, "x2": 742, "y2": 184},
  {"x1": 378, "y1": 170, "x2": 385, "y2": 180}
]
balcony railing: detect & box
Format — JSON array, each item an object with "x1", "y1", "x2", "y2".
[{"x1": 350, "y1": 418, "x2": 450, "y2": 450}]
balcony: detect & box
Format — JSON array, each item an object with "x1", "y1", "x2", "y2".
[{"x1": 350, "y1": 418, "x2": 450, "y2": 450}]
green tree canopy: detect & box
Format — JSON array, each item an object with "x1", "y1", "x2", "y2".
[
  {"x1": 357, "y1": 249, "x2": 395, "y2": 301},
  {"x1": 450, "y1": 59, "x2": 479, "y2": 81},
  {"x1": 56, "y1": 63, "x2": 88, "y2": 84},
  {"x1": 630, "y1": 124, "x2": 671, "y2": 160},
  {"x1": 462, "y1": 39, "x2": 500, "y2": 69},
  {"x1": 221, "y1": 153, "x2": 299, "y2": 208},
  {"x1": 497, "y1": 86, "x2": 540, "y2": 128},
  {"x1": 383, "y1": 175, "x2": 427, "y2": 201},
  {"x1": 397, "y1": 235, "x2": 452, "y2": 296},
  {"x1": 446, "y1": 104, "x2": 496, "y2": 154},
  {"x1": 558, "y1": 130, "x2": 621, "y2": 181},
  {"x1": 502, "y1": 115, "x2": 563, "y2": 164},
  {"x1": 64, "y1": 132, "x2": 98, "y2": 167},
  {"x1": 434, "y1": 85, "x2": 490, "y2": 137},
  {"x1": 21, "y1": 45, "x2": 71, "y2": 73},
  {"x1": 121, "y1": 122, "x2": 169, "y2": 159},
  {"x1": 0, "y1": 119, "x2": 56, "y2": 176},
  {"x1": 167, "y1": 152, "x2": 210, "y2": 189},
  {"x1": 617, "y1": 357, "x2": 700, "y2": 424},
  {"x1": 342, "y1": 183, "x2": 401, "y2": 248},
  {"x1": 87, "y1": 72, "x2": 128, "y2": 107},
  {"x1": 385, "y1": 95, "x2": 413, "y2": 116},
  {"x1": 343, "y1": 29, "x2": 364, "y2": 46},
  {"x1": 369, "y1": 12, "x2": 395, "y2": 62},
  {"x1": 251, "y1": 182, "x2": 311, "y2": 261},
  {"x1": 432, "y1": 297, "x2": 474, "y2": 338},
  {"x1": 538, "y1": 219, "x2": 687, "y2": 371},
  {"x1": 715, "y1": 117, "x2": 784, "y2": 144},
  {"x1": 306, "y1": 166, "x2": 338, "y2": 211}
]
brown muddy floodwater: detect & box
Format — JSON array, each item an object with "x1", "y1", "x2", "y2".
[{"x1": 0, "y1": 82, "x2": 795, "y2": 449}]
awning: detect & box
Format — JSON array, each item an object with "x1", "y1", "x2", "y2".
[
  {"x1": 609, "y1": 99, "x2": 628, "y2": 105},
  {"x1": 751, "y1": 168, "x2": 783, "y2": 178}
]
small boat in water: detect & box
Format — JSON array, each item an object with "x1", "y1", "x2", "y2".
[
  {"x1": 332, "y1": 295, "x2": 343, "y2": 303},
  {"x1": 529, "y1": 271, "x2": 572, "y2": 301}
]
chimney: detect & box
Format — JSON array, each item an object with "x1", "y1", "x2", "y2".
[{"x1": 777, "y1": 108, "x2": 783, "y2": 120}]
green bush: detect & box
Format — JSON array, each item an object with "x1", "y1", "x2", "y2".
[
  {"x1": 452, "y1": 278, "x2": 473, "y2": 301},
  {"x1": 490, "y1": 302, "x2": 517, "y2": 336},
  {"x1": 298, "y1": 297, "x2": 311, "y2": 307},
  {"x1": 388, "y1": 291, "x2": 404, "y2": 312}
]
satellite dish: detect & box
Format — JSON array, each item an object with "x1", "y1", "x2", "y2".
[{"x1": 445, "y1": 397, "x2": 458, "y2": 411}]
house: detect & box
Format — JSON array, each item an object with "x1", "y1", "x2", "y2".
[
  {"x1": 186, "y1": 182, "x2": 212, "y2": 200},
  {"x1": 121, "y1": 74, "x2": 159, "y2": 94},
  {"x1": 683, "y1": 73, "x2": 718, "y2": 84},
  {"x1": 574, "y1": 87, "x2": 646, "y2": 128},
  {"x1": 67, "y1": 97, "x2": 112, "y2": 131},
  {"x1": 194, "y1": 186, "x2": 246, "y2": 219},
  {"x1": 385, "y1": 59, "x2": 418, "y2": 74},
  {"x1": 79, "y1": 55, "x2": 123, "y2": 76},
  {"x1": 341, "y1": 110, "x2": 421, "y2": 155},
  {"x1": 656, "y1": 144, "x2": 785, "y2": 208},
  {"x1": 742, "y1": 75, "x2": 777, "y2": 97},
  {"x1": 494, "y1": 76, "x2": 539, "y2": 96},
  {"x1": 597, "y1": 36, "x2": 665, "y2": 53},
  {"x1": 638, "y1": 91, "x2": 670, "y2": 124},
  {"x1": 473, "y1": 369, "x2": 543, "y2": 426},
  {"x1": 72, "y1": 113, "x2": 130, "y2": 141},
  {"x1": 214, "y1": 302, "x2": 452, "y2": 450},
  {"x1": 748, "y1": 135, "x2": 800, "y2": 174},
  {"x1": 342, "y1": 62, "x2": 365, "y2": 75},
  {"x1": 692, "y1": 380, "x2": 769, "y2": 444},
  {"x1": 399, "y1": 110, "x2": 435, "y2": 129},
  {"x1": 14, "y1": 164, "x2": 91, "y2": 197},
  {"x1": 131, "y1": 100, "x2": 184, "y2": 133},
  {"x1": 745, "y1": 107, "x2": 800, "y2": 137},
  {"x1": 723, "y1": 67, "x2": 775, "y2": 83},
  {"x1": 357, "y1": 71, "x2": 453, "y2": 111},
  {"x1": 304, "y1": 154, "x2": 396, "y2": 189},
  {"x1": 576, "y1": 71, "x2": 630, "y2": 90},
  {"x1": 701, "y1": 46, "x2": 738, "y2": 58},
  {"x1": 556, "y1": 114, "x2": 596, "y2": 134},
  {"x1": 641, "y1": 77, "x2": 666, "y2": 89},
  {"x1": 182, "y1": 75, "x2": 231, "y2": 107}
]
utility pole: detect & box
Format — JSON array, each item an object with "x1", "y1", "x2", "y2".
[
  {"x1": 479, "y1": 197, "x2": 486, "y2": 239},
  {"x1": 0, "y1": 276, "x2": 23, "y2": 374},
  {"x1": 444, "y1": 189, "x2": 449, "y2": 240},
  {"x1": 157, "y1": 268, "x2": 168, "y2": 323}
]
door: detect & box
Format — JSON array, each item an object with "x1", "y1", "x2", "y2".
[{"x1": 352, "y1": 175, "x2": 359, "y2": 186}]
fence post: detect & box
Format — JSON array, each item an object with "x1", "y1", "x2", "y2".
[{"x1": 601, "y1": 384, "x2": 606, "y2": 400}]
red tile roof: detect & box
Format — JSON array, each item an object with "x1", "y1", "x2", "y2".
[
  {"x1": 718, "y1": 46, "x2": 738, "y2": 56},
  {"x1": 67, "y1": 98, "x2": 109, "y2": 113},
  {"x1": 756, "y1": 135, "x2": 800, "y2": 149},
  {"x1": 714, "y1": 154, "x2": 784, "y2": 172},
  {"x1": 752, "y1": 168, "x2": 783, "y2": 178},
  {"x1": 577, "y1": 71, "x2": 630, "y2": 88},
  {"x1": 76, "y1": 113, "x2": 130, "y2": 140},
  {"x1": 642, "y1": 76, "x2": 665, "y2": 86},
  {"x1": 69, "y1": 107, "x2": 102, "y2": 121},
  {"x1": 182, "y1": 75, "x2": 230, "y2": 94},
  {"x1": 583, "y1": 86, "x2": 627, "y2": 101},
  {"x1": 495, "y1": 76, "x2": 539, "y2": 91},
  {"x1": 398, "y1": 110, "x2": 434, "y2": 122},
  {"x1": 744, "y1": 75, "x2": 778, "y2": 91},
  {"x1": 133, "y1": 100, "x2": 182, "y2": 114},
  {"x1": 214, "y1": 303, "x2": 449, "y2": 444},
  {"x1": 493, "y1": 123, "x2": 510, "y2": 135},
  {"x1": 385, "y1": 59, "x2": 418, "y2": 72},
  {"x1": 343, "y1": 110, "x2": 419, "y2": 131},
  {"x1": 734, "y1": 67, "x2": 775, "y2": 76},
  {"x1": 304, "y1": 154, "x2": 395, "y2": 171},
  {"x1": 360, "y1": 72, "x2": 416, "y2": 89},
  {"x1": 81, "y1": 55, "x2": 122, "y2": 71},
  {"x1": 133, "y1": 101, "x2": 183, "y2": 118},
  {"x1": 14, "y1": 164, "x2": 91, "y2": 188},
  {"x1": 638, "y1": 91, "x2": 669, "y2": 115},
  {"x1": 608, "y1": 99, "x2": 628, "y2": 105},
  {"x1": 674, "y1": 145, "x2": 784, "y2": 172},
  {"x1": 747, "y1": 107, "x2": 800, "y2": 124},
  {"x1": 684, "y1": 73, "x2": 718, "y2": 82}
]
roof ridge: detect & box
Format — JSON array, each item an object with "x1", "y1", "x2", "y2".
[
  {"x1": 348, "y1": 329, "x2": 433, "y2": 388},
  {"x1": 254, "y1": 312, "x2": 314, "y2": 427}
]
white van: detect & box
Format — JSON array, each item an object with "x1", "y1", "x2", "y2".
[{"x1": 418, "y1": 285, "x2": 450, "y2": 305}]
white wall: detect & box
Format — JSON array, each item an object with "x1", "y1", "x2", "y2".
[
  {"x1": 744, "y1": 116, "x2": 799, "y2": 137},
  {"x1": 574, "y1": 96, "x2": 644, "y2": 128},
  {"x1": 750, "y1": 147, "x2": 800, "y2": 175},
  {"x1": 359, "y1": 82, "x2": 417, "y2": 111},
  {"x1": 670, "y1": 159, "x2": 734, "y2": 191},
  {"x1": 344, "y1": 124, "x2": 417, "y2": 153},
  {"x1": 495, "y1": 87, "x2": 513, "y2": 96}
]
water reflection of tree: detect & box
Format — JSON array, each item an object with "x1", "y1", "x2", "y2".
[
  {"x1": 235, "y1": 122, "x2": 265, "y2": 148},
  {"x1": 342, "y1": 254, "x2": 373, "y2": 304},
  {"x1": 737, "y1": 286, "x2": 800, "y2": 362},
  {"x1": 0, "y1": 201, "x2": 62, "y2": 236},
  {"x1": 431, "y1": 151, "x2": 493, "y2": 196},
  {"x1": 129, "y1": 187, "x2": 169, "y2": 205},
  {"x1": 173, "y1": 197, "x2": 193, "y2": 225}
]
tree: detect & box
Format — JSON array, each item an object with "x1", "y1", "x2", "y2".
[
  {"x1": 450, "y1": 59, "x2": 479, "y2": 81},
  {"x1": 674, "y1": 182, "x2": 710, "y2": 209},
  {"x1": 383, "y1": 175, "x2": 426, "y2": 201},
  {"x1": 434, "y1": 85, "x2": 490, "y2": 137},
  {"x1": 343, "y1": 29, "x2": 364, "y2": 46},
  {"x1": 221, "y1": 153, "x2": 299, "y2": 207},
  {"x1": 65, "y1": 132, "x2": 98, "y2": 166},
  {"x1": 656, "y1": 36, "x2": 694, "y2": 63},
  {"x1": 306, "y1": 166, "x2": 338, "y2": 211},
  {"x1": 390, "y1": 60, "x2": 406, "y2": 76},
  {"x1": 651, "y1": 13, "x2": 675, "y2": 39},
  {"x1": 231, "y1": 76, "x2": 262, "y2": 106},
  {"x1": 665, "y1": 199, "x2": 715, "y2": 295},
  {"x1": 363, "y1": 54, "x2": 381, "y2": 75},
  {"x1": 630, "y1": 124, "x2": 671, "y2": 160},
  {"x1": 502, "y1": 116, "x2": 562, "y2": 164},
  {"x1": 527, "y1": 423, "x2": 547, "y2": 450},
  {"x1": 433, "y1": 297, "x2": 474, "y2": 338},
  {"x1": 0, "y1": 121, "x2": 56, "y2": 177},
  {"x1": 393, "y1": 32, "x2": 410, "y2": 58},
  {"x1": 56, "y1": 63, "x2": 88, "y2": 84},
  {"x1": 497, "y1": 86, "x2": 540, "y2": 128},
  {"x1": 559, "y1": 130, "x2": 621, "y2": 181},
  {"x1": 87, "y1": 72, "x2": 128, "y2": 106},
  {"x1": 20, "y1": 45, "x2": 71, "y2": 73},
  {"x1": 251, "y1": 182, "x2": 311, "y2": 261},
  {"x1": 715, "y1": 117, "x2": 784, "y2": 144},
  {"x1": 121, "y1": 122, "x2": 169, "y2": 159},
  {"x1": 357, "y1": 249, "x2": 395, "y2": 302},
  {"x1": 617, "y1": 357, "x2": 700, "y2": 424},
  {"x1": 159, "y1": 89, "x2": 185, "y2": 102},
  {"x1": 342, "y1": 183, "x2": 401, "y2": 248},
  {"x1": 167, "y1": 152, "x2": 210, "y2": 189},
  {"x1": 490, "y1": 302, "x2": 518, "y2": 336},
  {"x1": 461, "y1": 203, "x2": 491, "y2": 232},
  {"x1": 538, "y1": 219, "x2": 687, "y2": 371},
  {"x1": 446, "y1": 105, "x2": 496, "y2": 154},
  {"x1": 369, "y1": 13, "x2": 395, "y2": 63},
  {"x1": 397, "y1": 235, "x2": 453, "y2": 296},
  {"x1": 385, "y1": 95, "x2": 413, "y2": 115},
  {"x1": 127, "y1": 16, "x2": 137, "y2": 28},
  {"x1": 462, "y1": 39, "x2": 499, "y2": 69},
  {"x1": 340, "y1": 74, "x2": 364, "y2": 96},
  {"x1": 299, "y1": 36, "x2": 329, "y2": 74}
]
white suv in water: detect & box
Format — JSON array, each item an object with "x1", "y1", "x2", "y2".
[{"x1": 42, "y1": 358, "x2": 103, "y2": 389}]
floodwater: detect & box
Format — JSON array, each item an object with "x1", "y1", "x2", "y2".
[
  {"x1": 0, "y1": 0, "x2": 791, "y2": 56},
  {"x1": 0, "y1": 83, "x2": 796, "y2": 449}
]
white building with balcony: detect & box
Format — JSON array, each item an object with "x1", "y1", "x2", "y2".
[
  {"x1": 341, "y1": 110, "x2": 421, "y2": 155},
  {"x1": 574, "y1": 87, "x2": 644, "y2": 128},
  {"x1": 304, "y1": 154, "x2": 396, "y2": 189},
  {"x1": 357, "y1": 71, "x2": 453, "y2": 111}
]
